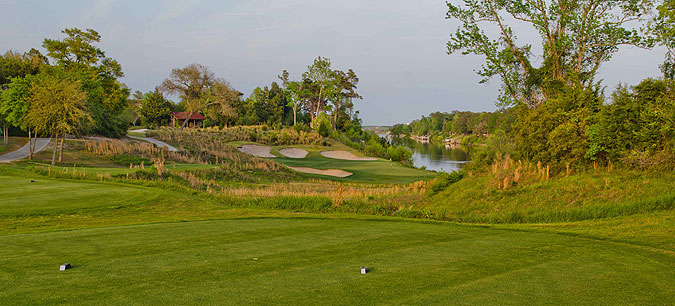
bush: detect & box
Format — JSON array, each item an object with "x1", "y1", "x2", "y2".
[
  {"x1": 385, "y1": 146, "x2": 412, "y2": 163},
  {"x1": 318, "y1": 120, "x2": 330, "y2": 137}
]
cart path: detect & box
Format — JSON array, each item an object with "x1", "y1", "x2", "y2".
[
  {"x1": 127, "y1": 136, "x2": 178, "y2": 152},
  {"x1": 0, "y1": 138, "x2": 51, "y2": 163}
]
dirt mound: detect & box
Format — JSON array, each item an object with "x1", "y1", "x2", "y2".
[
  {"x1": 320, "y1": 150, "x2": 377, "y2": 161},
  {"x1": 287, "y1": 167, "x2": 353, "y2": 178},
  {"x1": 238, "y1": 144, "x2": 275, "y2": 158},
  {"x1": 279, "y1": 148, "x2": 308, "y2": 159}
]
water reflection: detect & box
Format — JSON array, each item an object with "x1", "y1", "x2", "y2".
[{"x1": 381, "y1": 134, "x2": 472, "y2": 172}]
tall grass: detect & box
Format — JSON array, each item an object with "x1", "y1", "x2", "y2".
[{"x1": 150, "y1": 126, "x2": 326, "y2": 147}]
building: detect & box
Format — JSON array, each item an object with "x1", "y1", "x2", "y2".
[{"x1": 170, "y1": 112, "x2": 205, "y2": 128}]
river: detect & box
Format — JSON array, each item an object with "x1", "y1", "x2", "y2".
[{"x1": 379, "y1": 134, "x2": 472, "y2": 172}]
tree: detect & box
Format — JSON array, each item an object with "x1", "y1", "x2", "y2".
[
  {"x1": 0, "y1": 49, "x2": 46, "y2": 86},
  {"x1": 121, "y1": 90, "x2": 143, "y2": 126},
  {"x1": 42, "y1": 28, "x2": 129, "y2": 137},
  {"x1": 24, "y1": 74, "x2": 90, "y2": 165},
  {"x1": 139, "y1": 90, "x2": 173, "y2": 128},
  {"x1": 0, "y1": 75, "x2": 38, "y2": 158},
  {"x1": 651, "y1": 0, "x2": 675, "y2": 78},
  {"x1": 160, "y1": 63, "x2": 238, "y2": 129},
  {"x1": 302, "y1": 57, "x2": 334, "y2": 125},
  {"x1": 0, "y1": 112, "x2": 7, "y2": 145},
  {"x1": 447, "y1": 1, "x2": 654, "y2": 108},
  {"x1": 331, "y1": 69, "x2": 362, "y2": 129},
  {"x1": 279, "y1": 70, "x2": 301, "y2": 126}
]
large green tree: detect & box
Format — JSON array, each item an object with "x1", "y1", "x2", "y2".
[
  {"x1": 0, "y1": 49, "x2": 46, "y2": 86},
  {"x1": 651, "y1": 0, "x2": 675, "y2": 78},
  {"x1": 24, "y1": 73, "x2": 90, "y2": 165},
  {"x1": 447, "y1": 1, "x2": 655, "y2": 167},
  {"x1": 447, "y1": 0, "x2": 654, "y2": 108},
  {"x1": 302, "y1": 57, "x2": 334, "y2": 124},
  {"x1": 139, "y1": 90, "x2": 173, "y2": 128},
  {"x1": 160, "y1": 63, "x2": 239, "y2": 129},
  {"x1": 42, "y1": 28, "x2": 129, "y2": 137},
  {"x1": 0, "y1": 75, "x2": 39, "y2": 158}
]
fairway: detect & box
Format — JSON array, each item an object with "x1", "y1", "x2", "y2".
[
  {"x1": 275, "y1": 155, "x2": 434, "y2": 183},
  {"x1": 0, "y1": 174, "x2": 163, "y2": 216},
  {"x1": 1, "y1": 218, "x2": 673, "y2": 305},
  {"x1": 228, "y1": 141, "x2": 435, "y2": 183}
]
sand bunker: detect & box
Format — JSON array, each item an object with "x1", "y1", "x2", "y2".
[
  {"x1": 238, "y1": 144, "x2": 275, "y2": 158},
  {"x1": 279, "y1": 148, "x2": 308, "y2": 159},
  {"x1": 288, "y1": 166, "x2": 353, "y2": 178},
  {"x1": 320, "y1": 150, "x2": 377, "y2": 161}
]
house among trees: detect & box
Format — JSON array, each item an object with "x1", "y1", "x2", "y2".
[{"x1": 171, "y1": 112, "x2": 205, "y2": 128}]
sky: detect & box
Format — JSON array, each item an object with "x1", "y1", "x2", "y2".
[{"x1": 0, "y1": 0, "x2": 667, "y2": 125}]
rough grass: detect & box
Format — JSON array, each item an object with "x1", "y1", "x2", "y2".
[
  {"x1": 0, "y1": 137, "x2": 28, "y2": 155},
  {"x1": 423, "y1": 169, "x2": 675, "y2": 223}
]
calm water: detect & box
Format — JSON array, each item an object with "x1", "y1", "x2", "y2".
[{"x1": 380, "y1": 134, "x2": 472, "y2": 172}]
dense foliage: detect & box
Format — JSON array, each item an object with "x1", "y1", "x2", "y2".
[{"x1": 440, "y1": 1, "x2": 675, "y2": 172}]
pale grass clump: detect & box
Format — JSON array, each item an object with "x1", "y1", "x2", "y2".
[
  {"x1": 218, "y1": 180, "x2": 427, "y2": 201},
  {"x1": 490, "y1": 155, "x2": 550, "y2": 190}
]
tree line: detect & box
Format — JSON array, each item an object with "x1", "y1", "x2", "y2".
[
  {"x1": 390, "y1": 109, "x2": 516, "y2": 140},
  {"x1": 0, "y1": 28, "x2": 413, "y2": 164},
  {"x1": 0, "y1": 29, "x2": 128, "y2": 164},
  {"x1": 132, "y1": 56, "x2": 363, "y2": 132}
]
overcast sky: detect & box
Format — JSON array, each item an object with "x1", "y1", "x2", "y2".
[{"x1": 0, "y1": 0, "x2": 666, "y2": 125}]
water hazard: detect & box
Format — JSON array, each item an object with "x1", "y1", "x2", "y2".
[{"x1": 380, "y1": 134, "x2": 472, "y2": 172}]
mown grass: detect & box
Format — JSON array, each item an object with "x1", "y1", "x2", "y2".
[
  {"x1": 0, "y1": 165, "x2": 673, "y2": 304},
  {"x1": 1, "y1": 218, "x2": 673, "y2": 305}
]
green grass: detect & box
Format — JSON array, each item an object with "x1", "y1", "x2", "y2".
[
  {"x1": 424, "y1": 169, "x2": 675, "y2": 223},
  {"x1": 275, "y1": 155, "x2": 434, "y2": 183},
  {"x1": 1, "y1": 218, "x2": 673, "y2": 305},
  {"x1": 127, "y1": 131, "x2": 147, "y2": 137},
  {"x1": 228, "y1": 141, "x2": 435, "y2": 184},
  {"x1": 1, "y1": 156, "x2": 674, "y2": 304}
]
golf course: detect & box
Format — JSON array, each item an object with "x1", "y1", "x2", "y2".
[
  {"x1": 2, "y1": 3, "x2": 675, "y2": 303},
  {"x1": 0, "y1": 131, "x2": 673, "y2": 305}
]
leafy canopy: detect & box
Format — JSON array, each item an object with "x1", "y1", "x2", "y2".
[{"x1": 447, "y1": 0, "x2": 655, "y2": 108}]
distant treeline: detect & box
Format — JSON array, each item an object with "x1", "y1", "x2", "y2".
[{"x1": 390, "y1": 109, "x2": 516, "y2": 139}]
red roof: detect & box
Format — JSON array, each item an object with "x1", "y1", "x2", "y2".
[{"x1": 171, "y1": 112, "x2": 205, "y2": 120}]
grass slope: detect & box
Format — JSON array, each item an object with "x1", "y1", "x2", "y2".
[{"x1": 1, "y1": 218, "x2": 673, "y2": 305}]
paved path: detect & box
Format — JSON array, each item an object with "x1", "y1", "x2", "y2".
[
  {"x1": 0, "y1": 138, "x2": 51, "y2": 163},
  {"x1": 128, "y1": 136, "x2": 178, "y2": 152}
]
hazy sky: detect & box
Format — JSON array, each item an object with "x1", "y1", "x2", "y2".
[{"x1": 0, "y1": 0, "x2": 666, "y2": 125}]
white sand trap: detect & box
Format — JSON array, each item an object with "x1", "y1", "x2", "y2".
[
  {"x1": 279, "y1": 148, "x2": 308, "y2": 159},
  {"x1": 239, "y1": 144, "x2": 275, "y2": 158},
  {"x1": 320, "y1": 150, "x2": 377, "y2": 161},
  {"x1": 288, "y1": 166, "x2": 353, "y2": 178}
]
